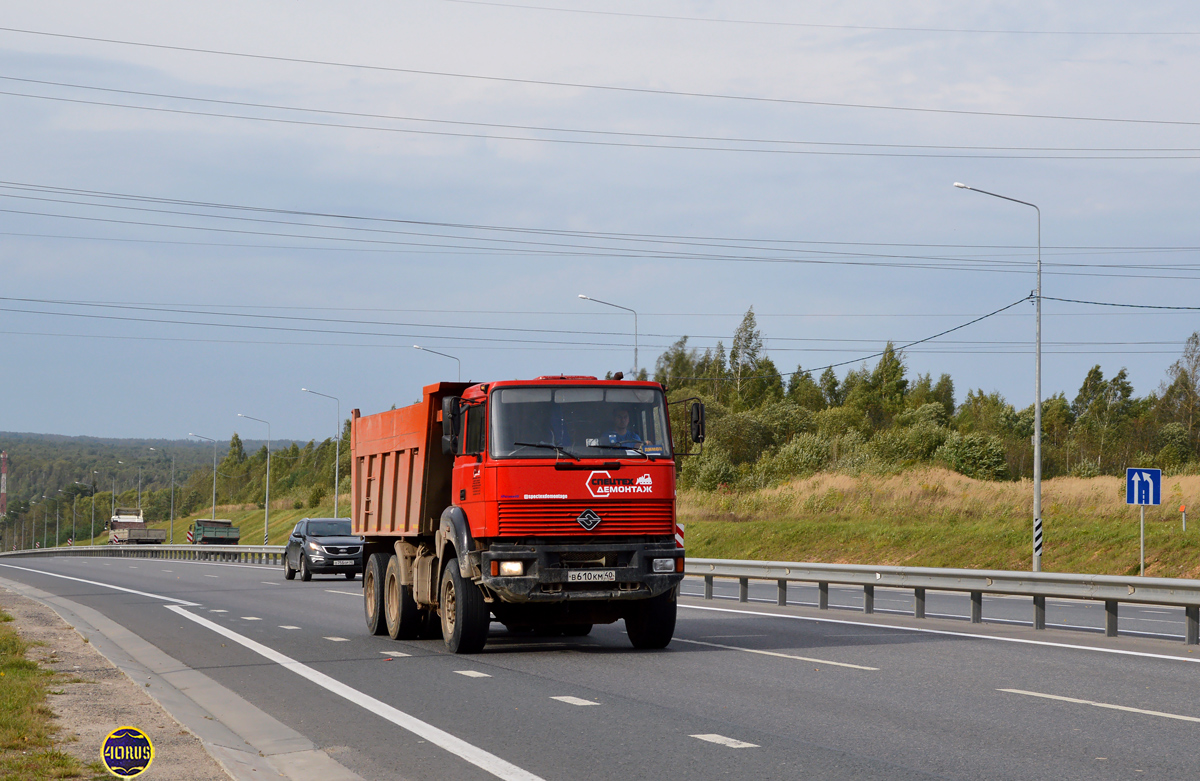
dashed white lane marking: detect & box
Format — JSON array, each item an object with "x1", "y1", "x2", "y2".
[
  {"x1": 691, "y1": 734, "x2": 759, "y2": 748},
  {"x1": 280, "y1": 626, "x2": 301, "y2": 630},
  {"x1": 325, "y1": 589, "x2": 360, "y2": 596},
  {"x1": 680, "y1": 604, "x2": 1200, "y2": 664},
  {"x1": 380, "y1": 651, "x2": 411, "y2": 657},
  {"x1": 1000, "y1": 689, "x2": 1200, "y2": 723},
  {"x1": 241, "y1": 617, "x2": 261, "y2": 621},
  {"x1": 129, "y1": 566, "x2": 137, "y2": 569},
  {"x1": 166, "y1": 606, "x2": 545, "y2": 781},
  {"x1": 0, "y1": 563, "x2": 198, "y2": 606},
  {"x1": 455, "y1": 670, "x2": 491, "y2": 678},
  {"x1": 204, "y1": 574, "x2": 219, "y2": 578},
  {"x1": 551, "y1": 696, "x2": 598, "y2": 706},
  {"x1": 674, "y1": 638, "x2": 878, "y2": 670},
  {"x1": 210, "y1": 609, "x2": 228, "y2": 613},
  {"x1": 261, "y1": 581, "x2": 278, "y2": 585},
  {"x1": 161, "y1": 570, "x2": 172, "y2": 572},
  {"x1": 324, "y1": 637, "x2": 350, "y2": 642}
]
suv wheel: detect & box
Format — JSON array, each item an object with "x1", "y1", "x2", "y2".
[{"x1": 300, "y1": 554, "x2": 312, "y2": 582}]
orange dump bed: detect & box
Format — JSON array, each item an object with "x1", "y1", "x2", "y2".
[{"x1": 350, "y1": 381, "x2": 469, "y2": 537}]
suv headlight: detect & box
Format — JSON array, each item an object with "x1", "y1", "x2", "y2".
[{"x1": 306, "y1": 541, "x2": 321, "y2": 553}]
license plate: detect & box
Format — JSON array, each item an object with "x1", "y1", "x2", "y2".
[
  {"x1": 333, "y1": 560, "x2": 354, "y2": 566},
  {"x1": 567, "y1": 569, "x2": 615, "y2": 583}
]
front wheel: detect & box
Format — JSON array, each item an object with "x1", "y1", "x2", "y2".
[
  {"x1": 440, "y1": 557, "x2": 490, "y2": 654},
  {"x1": 299, "y1": 555, "x2": 312, "y2": 582},
  {"x1": 625, "y1": 589, "x2": 677, "y2": 649}
]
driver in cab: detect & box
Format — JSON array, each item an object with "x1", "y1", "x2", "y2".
[{"x1": 603, "y1": 408, "x2": 642, "y2": 447}]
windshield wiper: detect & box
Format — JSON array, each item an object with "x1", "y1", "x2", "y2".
[
  {"x1": 592, "y1": 443, "x2": 654, "y2": 460},
  {"x1": 512, "y1": 441, "x2": 580, "y2": 461}
]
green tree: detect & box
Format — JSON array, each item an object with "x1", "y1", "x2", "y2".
[
  {"x1": 728, "y1": 308, "x2": 763, "y2": 405},
  {"x1": 786, "y1": 367, "x2": 826, "y2": 411}
]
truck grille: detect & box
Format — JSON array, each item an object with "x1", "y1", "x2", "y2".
[{"x1": 497, "y1": 500, "x2": 673, "y2": 536}]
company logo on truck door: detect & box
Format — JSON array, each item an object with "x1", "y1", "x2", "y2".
[{"x1": 587, "y1": 471, "x2": 653, "y2": 498}]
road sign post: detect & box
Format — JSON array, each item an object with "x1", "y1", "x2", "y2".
[{"x1": 1126, "y1": 468, "x2": 1162, "y2": 577}]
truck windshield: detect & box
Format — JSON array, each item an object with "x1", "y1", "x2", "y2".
[{"x1": 490, "y1": 386, "x2": 672, "y2": 459}]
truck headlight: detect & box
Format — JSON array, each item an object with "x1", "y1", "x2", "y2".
[
  {"x1": 499, "y1": 561, "x2": 524, "y2": 577},
  {"x1": 652, "y1": 558, "x2": 676, "y2": 573}
]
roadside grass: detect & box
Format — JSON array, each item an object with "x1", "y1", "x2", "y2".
[
  {"x1": 679, "y1": 468, "x2": 1200, "y2": 578},
  {"x1": 0, "y1": 609, "x2": 104, "y2": 780}
]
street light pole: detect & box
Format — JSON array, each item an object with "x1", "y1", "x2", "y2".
[
  {"x1": 76, "y1": 478, "x2": 98, "y2": 544},
  {"x1": 189, "y1": 434, "x2": 218, "y2": 520},
  {"x1": 238, "y1": 414, "x2": 271, "y2": 545},
  {"x1": 579, "y1": 294, "x2": 638, "y2": 375},
  {"x1": 413, "y1": 345, "x2": 461, "y2": 382},
  {"x1": 955, "y1": 182, "x2": 1043, "y2": 572},
  {"x1": 150, "y1": 448, "x2": 175, "y2": 543},
  {"x1": 302, "y1": 388, "x2": 343, "y2": 519}
]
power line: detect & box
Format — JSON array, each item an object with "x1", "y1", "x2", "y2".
[
  {"x1": 441, "y1": 0, "x2": 1200, "y2": 36},
  {"x1": 3, "y1": 25, "x2": 1199, "y2": 127},
  {"x1": 5, "y1": 75, "x2": 1200, "y2": 158},
  {"x1": 1041, "y1": 296, "x2": 1200, "y2": 310}
]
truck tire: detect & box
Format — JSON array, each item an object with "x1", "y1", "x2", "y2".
[
  {"x1": 624, "y1": 589, "x2": 677, "y2": 649},
  {"x1": 363, "y1": 553, "x2": 388, "y2": 635},
  {"x1": 299, "y1": 554, "x2": 312, "y2": 582},
  {"x1": 385, "y1": 554, "x2": 422, "y2": 640},
  {"x1": 284, "y1": 556, "x2": 296, "y2": 581},
  {"x1": 439, "y1": 557, "x2": 490, "y2": 654}
]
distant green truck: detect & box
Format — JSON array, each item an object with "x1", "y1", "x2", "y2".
[{"x1": 189, "y1": 519, "x2": 241, "y2": 545}]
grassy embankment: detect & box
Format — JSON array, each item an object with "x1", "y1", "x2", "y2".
[
  {"x1": 0, "y1": 610, "x2": 101, "y2": 780},
  {"x1": 679, "y1": 468, "x2": 1200, "y2": 578}
]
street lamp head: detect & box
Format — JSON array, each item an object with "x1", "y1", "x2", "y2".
[
  {"x1": 578, "y1": 294, "x2": 589, "y2": 300},
  {"x1": 238, "y1": 414, "x2": 246, "y2": 418},
  {"x1": 954, "y1": 182, "x2": 968, "y2": 189},
  {"x1": 413, "y1": 345, "x2": 421, "y2": 350}
]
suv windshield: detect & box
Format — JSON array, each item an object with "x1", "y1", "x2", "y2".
[
  {"x1": 490, "y1": 386, "x2": 672, "y2": 459},
  {"x1": 308, "y1": 520, "x2": 352, "y2": 537}
]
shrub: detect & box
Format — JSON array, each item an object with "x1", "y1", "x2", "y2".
[
  {"x1": 694, "y1": 450, "x2": 738, "y2": 491},
  {"x1": 753, "y1": 433, "x2": 832, "y2": 484},
  {"x1": 308, "y1": 485, "x2": 327, "y2": 508},
  {"x1": 935, "y1": 433, "x2": 1010, "y2": 480}
]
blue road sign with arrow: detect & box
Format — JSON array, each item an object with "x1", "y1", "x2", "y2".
[{"x1": 1126, "y1": 468, "x2": 1161, "y2": 506}]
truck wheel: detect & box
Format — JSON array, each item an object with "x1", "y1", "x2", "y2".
[
  {"x1": 440, "y1": 557, "x2": 490, "y2": 654},
  {"x1": 299, "y1": 555, "x2": 312, "y2": 582},
  {"x1": 364, "y1": 553, "x2": 388, "y2": 635},
  {"x1": 384, "y1": 554, "x2": 422, "y2": 640},
  {"x1": 284, "y1": 557, "x2": 296, "y2": 581},
  {"x1": 625, "y1": 589, "x2": 677, "y2": 649}
]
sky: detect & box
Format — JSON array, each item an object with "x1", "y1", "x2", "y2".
[{"x1": 2, "y1": 0, "x2": 1199, "y2": 441}]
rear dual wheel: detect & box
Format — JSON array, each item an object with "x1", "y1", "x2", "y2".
[{"x1": 385, "y1": 554, "x2": 422, "y2": 640}]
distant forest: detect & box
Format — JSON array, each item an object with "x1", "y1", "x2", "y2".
[{"x1": 3, "y1": 308, "x2": 1199, "y2": 539}]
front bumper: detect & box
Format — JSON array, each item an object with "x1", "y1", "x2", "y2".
[
  {"x1": 477, "y1": 541, "x2": 683, "y2": 603},
  {"x1": 307, "y1": 555, "x2": 363, "y2": 574}
]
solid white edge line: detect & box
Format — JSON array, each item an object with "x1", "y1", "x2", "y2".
[
  {"x1": 690, "y1": 733, "x2": 759, "y2": 748},
  {"x1": 679, "y1": 603, "x2": 1200, "y2": 664},
  {"x1": 0, "y1": 562, "x2": 198, "y2": 605},
  {"x1": 674, "y1": 638, "x2": 878, "y2": 670},
  {"x1": 999, "y1": 688, "x2": 1200, "y2": 723},
  {"x1": 165, "y1": 606, "x2": 544, "y2": 781}
]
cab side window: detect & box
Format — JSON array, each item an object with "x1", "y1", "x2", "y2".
[{"x1": 463, "y1": 404, "x2": 486, "y2": 455}]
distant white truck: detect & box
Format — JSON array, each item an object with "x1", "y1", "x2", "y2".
[{"x1": 109, "y1": 508, "x2": 166, "y2": 545}]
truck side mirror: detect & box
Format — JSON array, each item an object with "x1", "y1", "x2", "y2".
[
  {"x1": 441, "y1": 396, "x2": 461, "y2": 455},
  {"x1": 689, "y1": 402, "x2": 706, "y2": 443}
]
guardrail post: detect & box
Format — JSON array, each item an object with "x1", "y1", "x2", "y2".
[
  {"x1": 1186, "y1": 606, "x2": 1198, "y2": 645},
  {"x1": 970, "y1": 591, "x2": 982, "y2": 623},
  {"x1": 738, "y1": 578, "x2": 749, "y2": 603},
  {"x1": 777, "y1": 579, "x2": 787, "y2": 606},
  {"x1": 914, "y1": 588, "x2": 925, "y2": 619},
  {"x1": 1033, "y1": 596, "x2": 1045, "y2": 629},
  {"x1": 863, "y1": 585, "x2": 874, "y2": 614},
  {"x1": 818, "y1": 582, "x2": 828, "y2": 610},
  {"x1": 1105, "y1": 600, "x2": 1118, "y2": 637},
  {"x1": 704, "y1": 575, "x2": 713, "y2": 599}
]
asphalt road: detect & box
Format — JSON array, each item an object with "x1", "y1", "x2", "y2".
[{"x1": 2, "y1": 556, "x2": 1199, "y2": 781}]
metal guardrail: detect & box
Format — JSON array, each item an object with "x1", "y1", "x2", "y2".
[
  {"x1": 0, "y1": 544, "x2": 287, "y2": 567},
  {"x1": 4, "y1": 547, "x2": 1197, "y2": 644},
  {"x1": 686, "y1": 558, "x2": 1200, "y2": 645}
]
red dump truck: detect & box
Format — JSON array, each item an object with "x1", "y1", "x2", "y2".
[{"x1": 351, "y1": 375, "x2": 705, "y2": 653}]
